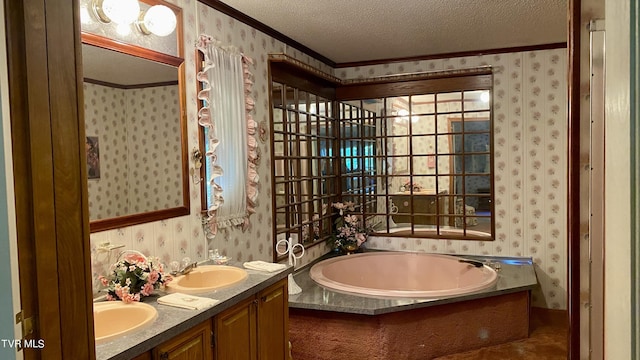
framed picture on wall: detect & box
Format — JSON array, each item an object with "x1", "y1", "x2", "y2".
[{"x1": 86, "y1": 136, "x2": 100, "y2": 179}]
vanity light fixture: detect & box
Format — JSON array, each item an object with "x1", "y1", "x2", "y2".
[
  {"x1": 92, "y1": 0, "x2": 140, "y2": 25},
  {"x1": 137, "y1": 5, "x2": 177, "y2": 37},
  {"x1": 395, "y1": 109, "x2": 409, "y2": 123},
  {"x1": 91, "y1": 0, "x2": 177, "y2": 37},
  {"x1": 395, "y1": 109, "x2": 419, "y2": 123}
]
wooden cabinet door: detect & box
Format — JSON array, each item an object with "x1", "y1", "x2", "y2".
[
  {"x1": 392, "y1": 194, "x2": 438, "y2": 225},
  {"x1": 154, "y1": 320, "x2": 212, "y2": 360},
  {"x1": 257, "y1": 279, "x2": 288, "y2": 360},
  {"x1": 131, "y1": 352, "x2": 151, "y2": 360},
  {"x1": 215, "y1": 297, "x2": 257, "y2": 360}
]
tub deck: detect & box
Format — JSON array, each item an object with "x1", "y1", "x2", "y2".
[
  {"x1": 289, "y1": 254, "x2": 537, "y2": 315},
  {"x1": 288, "y1": 254, "x2": 538, "y2": 360}
]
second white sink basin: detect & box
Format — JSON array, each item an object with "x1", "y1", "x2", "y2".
[
  {"x1": 166, "y1": 265, "x2": 248, "y2": 294},
  {"x1": 93, "y1": 301, "x2": 157, "y2": 344}
]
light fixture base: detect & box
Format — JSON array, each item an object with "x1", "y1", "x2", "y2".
[
  {"x1": 136, "y1": 12, "x2": 152, "y2": 35},
  {"x1": 91, "y1": 0, "x2": 111, "y2": 24}
]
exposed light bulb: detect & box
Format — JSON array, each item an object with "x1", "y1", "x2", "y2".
[
  {"x1": 93, "y1": 0, "x2": 140, "y2": 25},
  {"x1": 480, "y1": 91, "x2": 490, "y2": 103},
  {"x1": 140, "y1": 5, "x2": 177, "y2": 37}
]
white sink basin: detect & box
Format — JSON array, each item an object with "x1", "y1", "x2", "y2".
[
  {"x1": 93, "y1": 301, "x2": 157, "y2": 344},
  {"x1": 166, "y1": 265, "x2": 248, "y2": 294}
]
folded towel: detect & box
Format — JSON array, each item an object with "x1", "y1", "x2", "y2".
[
  {"x1": 157, "y1": 293, "x2": 219, "y2": 310},
  {"x1": 243, "y1": 260, "x2": 287, "y2": 273}
]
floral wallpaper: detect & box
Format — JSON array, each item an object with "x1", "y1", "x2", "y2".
[
  {"x1": 342, "y1": 49, "x2": 568, "y2": 309},
  {"x1": 84, "y1": 83, "x2": 182, "y2": 220},
  {"x1": 89, "y1": 0, "x2": 332, "y2": 293},
  {"x1": 88, "y1": 0, "x2": 568, "y2": 310},
  {"x1": 85, "y1": 83, "x2": 129, "y2": 220}
]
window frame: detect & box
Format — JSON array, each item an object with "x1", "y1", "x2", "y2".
[
  {"x1": 338, "y1": 91, "x2": 494, "y2": 240},
  {"x1": 269, "y1": 57, "x2": 341, "y2": 261},
  {"x1": 269, "y1": 60, "x2": 495, "y2": 261}
]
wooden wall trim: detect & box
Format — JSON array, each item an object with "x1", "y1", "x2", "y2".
[
  {"x1": 4, "y1": 0, "x2": 43, "y2": 357},
  {"x1": 49, "y1": 1, "x2": 95, "y2": 358},
  {"x1": 567, "y1": 0, "x2": 581, "y2": 358},
  {"x1": 83, "y1": 78, "x2": 179, "y2": 90},
  {"x1": 89, "y1": 207, "x2": 190, "y2": 232},
  {"x1": 197, "y1": 0, "x2": 336, "y2": 67},
  {"x1": 336, "y1": 42, "x2": 568, "y2": 68},
  {"x1": 270, "y1": 60, "x2": 337, "y2": 100},
  {"x1": 5, "y1": 0, "x2": 95, "y2": 358},
  {"x1": 632, "y1": 1, "x2": 640, "y2": 356},
  {"x1": 12, "y1": 0, "x2": 64, "y2": 356},
  {"x1": 336, "y1": 73, "x2": 493, "y2": 100},
  {"x1": 81, "y1": 31, "x2": 184, "y2": 67}
]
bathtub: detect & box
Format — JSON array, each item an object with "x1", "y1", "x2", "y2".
[{"x1": 309, "y1": 252, "x2": 497, "y2": 298}]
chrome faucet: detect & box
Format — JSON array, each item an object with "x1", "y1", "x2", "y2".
[{"x1": 170, "y1": 259, "x2": 198, "y2": 276}]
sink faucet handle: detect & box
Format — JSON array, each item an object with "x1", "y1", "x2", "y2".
[{"x1": 169, "y1": 261, "x2": 180, "y2": 273}]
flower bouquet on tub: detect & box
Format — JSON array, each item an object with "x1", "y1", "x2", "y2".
[
  {"x1": 99, "y1": 251, "x2": 172, "y2": 303},
  {"x1": 331, "y1": 201, "x2": 371, "y2": 255}
]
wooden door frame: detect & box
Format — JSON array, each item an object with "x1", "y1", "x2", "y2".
[
  {"x1": 567, "y1": 0, "x2": 581, "y2": 358},
  {"x1": 5, "y1": 0, "x2": 95, "y2": 358},
  {"x1": 3, "y1": 0, "x2": 581, "y2": 359}
]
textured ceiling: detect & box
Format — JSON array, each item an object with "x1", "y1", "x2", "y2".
[{"x1": 218, "y1": 0, "x2": 567, "y2": 64}]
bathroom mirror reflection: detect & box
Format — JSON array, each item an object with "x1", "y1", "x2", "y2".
[
  {"x1": 271, "y1": 61, "x2": 494, "y2": 262},
  {"x1": 338, "y1": 89, "x2": 494, "y2": 239},
  {"x1": 82, "y1": 34, "x2": 189, "y2": 232},
  {"x1": 271, "y1": 82, "x2": 338, "y2": 247}
]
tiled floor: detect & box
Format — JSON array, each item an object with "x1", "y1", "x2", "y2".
[{"x1": 434, "y1": 307, "x2": 568, "y2": 360}]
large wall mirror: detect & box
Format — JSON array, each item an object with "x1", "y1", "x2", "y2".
[
  {"x1": 336, "y1": 69, "x2": 494, "y2": 240},
  {"x1": 337, "y1": 91, "x2": 494, "y2": 240},
  {"x1": 80, "y1": 0, "x2": 188, "y2": 232},
  {"x1": 269, "y1": 56, "x2": 341, "y2": 261},
  {"x1": 270, "y1": 59, "x2": 495, "y2": 259}
]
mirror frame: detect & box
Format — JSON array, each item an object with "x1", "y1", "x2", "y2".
[{"x1": 81, "y1": 2, "x2": 189, "y2": 232}]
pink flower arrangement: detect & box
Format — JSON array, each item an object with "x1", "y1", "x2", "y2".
[
  {"x1": 331, "y1": 202, "x2": 371, "y2": 251},
  {"x1": 403, "y1": 179, "x2": 422, "y2": 192},
  {"x1": 99, "y1": 254, "x2": 171, "y2": 303}
]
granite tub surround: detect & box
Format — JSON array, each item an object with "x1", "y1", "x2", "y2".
[
  {"x1": 289, "y1": 254, "x2": 536, "y2": 360},
  {"x1": 94, "y1": 262, "x2": 292, "y2": 360},
  {"x1": 289, "y1": 254, "x2": 537, "y2": 315},
  {"x1": 290, "y1": 292, "x2": 530, "y2": 360}
]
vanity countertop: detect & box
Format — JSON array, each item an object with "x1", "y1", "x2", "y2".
[
  {"x1": 289, "y1": 253, "x2": 537, "y2": 315},
  {"x1": 95, "y1": 262, "x2": 292, "y2": 360}
]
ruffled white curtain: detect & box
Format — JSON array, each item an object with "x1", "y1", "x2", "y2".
[{"x1": 197, "y1": 35, "x2": 258, "y2": 233}]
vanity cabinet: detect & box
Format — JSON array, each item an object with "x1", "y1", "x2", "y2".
[
  {"x1": 214, "y1": 278, "x2": 288, "y2": 360},
  {"x1": 153, "y1": 320, "x2": 212, "y2": 360},
  {"x1": 391, "y1": 193, "x2": 444, "y2": 225},
  {"x1": 257, "y1": 279, "x2": 288, "y2": 359},
  {"x1": 215, "y1": 296, "x2": 256, "y2": 359},
  {"x1": 132, "y1": 352, "x2": 152, "y2": 360}
]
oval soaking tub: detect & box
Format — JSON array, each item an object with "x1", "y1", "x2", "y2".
[{"x1": 310, "y1": 252, "x2": 497, "y2": 298}]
